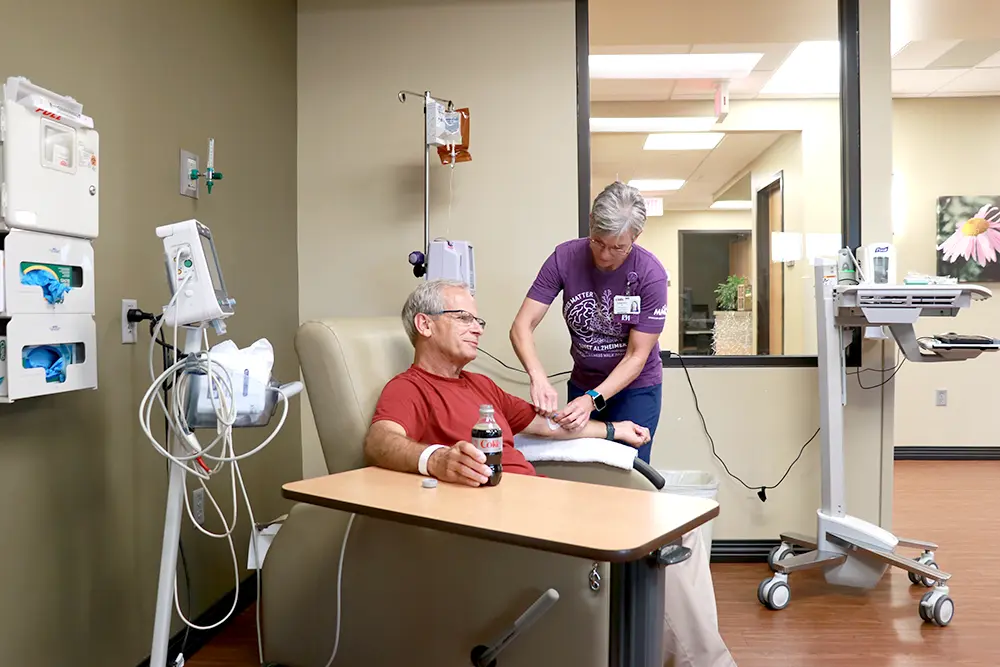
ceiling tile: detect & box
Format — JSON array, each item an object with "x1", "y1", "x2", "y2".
[
  {"x1": 934, "y1": 67, "x2": 1000, "y2": 94},
  {"x1": 892, "y1": 69, "x2": 968, "y2": 95},
  {"x1": 591, "y1": 79, "x2": 677, "y2": 102},
  {"x1": 928, "y1": 39, "x2": 1000, "y2": 69},
  {"x1": 973, "y1": 50, "x2": 1000, "y2": 68},
  {"x1": 892, "y1": 40, "x2": 962, "y2": 70}
]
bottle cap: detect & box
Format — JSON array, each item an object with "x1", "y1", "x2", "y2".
[{"x1": 422, "y1": 478, "x2": 438, "y2": 489}]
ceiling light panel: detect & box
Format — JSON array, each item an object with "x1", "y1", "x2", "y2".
[
  {"x1": 628, "y1": 179, "x2": 685, "y2": 191},
  {"x1": 643, "y1": 132, "x2": 724, "y2": 150},
  {"x1": 760, "y1": 41, "x2": 840, "y2": 96},
  {"x1": 710, "y1": 200, "x2": 752, "y2": 210},
  {"x1": 590, "y1": 116, "x2": 718, "y2": 133},
  {"x1": 589, "y1": 53, "x2": 764, "y2": 80}
]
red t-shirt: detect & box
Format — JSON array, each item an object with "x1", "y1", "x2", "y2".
[{"x1": 370, "y1": 365, "x2": 538, "y2": 476}]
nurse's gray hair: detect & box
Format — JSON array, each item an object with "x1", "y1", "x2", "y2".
[
  {"x1": 401, "y1": 278, "x2": 471, "y2": 345},
  {"x1": 590, "y1": 181, "x2": 647, "y2": 239}
]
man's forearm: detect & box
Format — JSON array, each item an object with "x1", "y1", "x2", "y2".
[
  {"x1": 524, "y1": 414, "x2": 612, "y2": 440},
  {"x1": 364, "y1": 426, "x2": 428, "y2": 473}
]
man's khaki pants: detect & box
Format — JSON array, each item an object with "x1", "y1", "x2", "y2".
[{"x1": 662, "y1": 527, "x2": 738, "y2": 667}]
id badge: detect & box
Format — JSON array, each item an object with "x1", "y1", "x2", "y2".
[{"x1": 613, "y1": 295, "x2": 641, "y2": 315}]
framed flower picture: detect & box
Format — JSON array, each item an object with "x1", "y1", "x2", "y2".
[{"x1": 936, "y1": 196, "x2": 1000, "y2": 283}]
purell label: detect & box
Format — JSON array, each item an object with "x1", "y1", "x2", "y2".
[{"x1": 473, "y1": 437, "x2": 502, "y2": 455}]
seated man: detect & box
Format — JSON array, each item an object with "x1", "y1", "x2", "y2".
[{"x1": 365, "y1": 279, "x2": 736, "y2": 667}]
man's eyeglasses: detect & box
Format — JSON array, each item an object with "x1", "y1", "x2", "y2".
[{"x1": 428, "y1": 309, "x2": 487, "y2": 330}]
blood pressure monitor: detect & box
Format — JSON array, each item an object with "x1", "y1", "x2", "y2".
[{"x1": 156, "y1": 219, "x2": 235, "y2": 329}]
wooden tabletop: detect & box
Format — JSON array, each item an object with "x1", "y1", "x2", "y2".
[{"x1": 282, "y1": 467, "x2": 719, "y2": 562}]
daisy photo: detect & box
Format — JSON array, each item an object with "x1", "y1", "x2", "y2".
[{"x1": 936, "y1": 196, "x2": 1000, "y2": 283}]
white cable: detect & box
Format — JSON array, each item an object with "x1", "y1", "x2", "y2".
[{"x1": 325, "y1": 513, "x2": 356, "y2": 667}]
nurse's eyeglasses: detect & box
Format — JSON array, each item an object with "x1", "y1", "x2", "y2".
[
  {"x1": 428, "y1": 309, "x2": 487, "y2": 330},
  {"x1": 590, "y1": 237, "x2": 632, "y2": 256}
]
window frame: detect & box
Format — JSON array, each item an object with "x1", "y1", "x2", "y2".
[{"x1": 574, "y1": 0, "x2": 861, "y2": 369}]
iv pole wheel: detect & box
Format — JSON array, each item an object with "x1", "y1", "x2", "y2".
[
  {"x1": 909, "y1": 551, "x2": 938, "y2": 587},
  {"x1": 767, "y1": 543, "x2": 794, "y2": 572}
]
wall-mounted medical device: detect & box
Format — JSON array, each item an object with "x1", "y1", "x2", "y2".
[
  {"x1": 398, "y1": 89, "x2": 475, "y2": 290},
  {"x1": 856, "y1": 243, "x2": 896, "y2": 285},
  {"x1": 156, "y1": 219, "x2": 235, "y2": 332},
  {"x1": 426, "y1": 239, "x2": 476, "y2": 294},
  {"x1": 1, "y1": 77, "x2": 100, "y2": 239},
  {"x1": 188, "y1": 137, "x2": 224, "y2": 194},
  {"x1": 0, "y1": 77, "x2": 99, "y2": 403}
]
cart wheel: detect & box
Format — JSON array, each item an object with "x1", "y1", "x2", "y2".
[
  {"x1": 767, "y1": 544, "x2": 793, "y2": 572},
  {"x1": 765, "y1": 579, "x2": 790, "y2": 610},
  {"x1": 932, "y1": 596, "x2": 955, "y2": 627}
]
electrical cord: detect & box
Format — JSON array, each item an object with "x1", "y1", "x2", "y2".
[
  {"x1": 323, "y1": 513, "x2": 356, "y2": 667},
  {"x1": 477, "y1": 347, "x2": 570, "y2": 379},
  {"x1": 670, "y1": 352, "x2": 820, "y2": 502}
]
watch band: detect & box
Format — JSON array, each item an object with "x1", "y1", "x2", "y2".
[
  {"x1": 605, "y1": 422, "x2": 616, "y2": 441},
  {"x1": 418, "y1": 444, "x2": 447, "y2": 476}
]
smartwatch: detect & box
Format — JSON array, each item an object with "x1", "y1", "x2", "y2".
[{"x1": 585, "y1": 389, "x2": 606, "y2": 411}]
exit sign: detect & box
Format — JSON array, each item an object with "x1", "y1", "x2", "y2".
[{"x1": 643, "y1": 197, "x2": 663, "y2": 217}]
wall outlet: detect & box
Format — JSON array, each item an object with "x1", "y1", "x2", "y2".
[
  {"x1": 121, "y1": 298, "x2": 138, "y2": 344},
  {"x1": 935, "y1": 389, "x2": 948, "y2": 407},
  {"x1": 192, "y1": 487, "x2": 205, "y2": 525},
  {"x1": 180, "y1": 150, "x2": 200, "y2": 199}
]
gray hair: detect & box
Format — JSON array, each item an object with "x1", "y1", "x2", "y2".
[
  {"x1": 590, "y1": 181, "x2": 647, "y2": 239},
  {"x1": 401, "y1": 279, "x2": 470, "y2": 344}
]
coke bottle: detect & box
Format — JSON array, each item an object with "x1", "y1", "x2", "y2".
[{"x1": 471, "y1": 404, "x2": 503, "y2": 486}]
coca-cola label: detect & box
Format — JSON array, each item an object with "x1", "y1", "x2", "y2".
[{"x1": 473, "y1": 436, "x2": 502, "y2": 454}]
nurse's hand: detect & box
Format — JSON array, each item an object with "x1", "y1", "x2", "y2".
[
  {"x1": 553, "y1": 395, "x2": 593, "y2": 431},
  {"x1": 529, "y1": 375, "x2": 560, "y2": 416},
  {"x1": 612, "y1": 421, "x2": 651, "y2": 448}
]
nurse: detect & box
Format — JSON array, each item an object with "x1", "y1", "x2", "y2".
[{"x1": 510, "y1": 181, "x2": 668, "y2": 463}]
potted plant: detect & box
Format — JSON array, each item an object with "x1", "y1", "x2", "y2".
[{"x1": 713, "y1": 275, "x2": 753, "y2": 355}]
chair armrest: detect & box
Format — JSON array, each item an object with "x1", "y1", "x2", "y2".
[{"x1": 632, "y1": 459, "x2": 665, "y2": 490}]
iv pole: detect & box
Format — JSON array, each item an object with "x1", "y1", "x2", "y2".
[{"x1": 398, "y1": 89, "x2": 453, "y2": 277}]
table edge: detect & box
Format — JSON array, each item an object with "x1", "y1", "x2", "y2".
[{"x1": 281, "y1": 486, "x2": 720, "y2": 563}]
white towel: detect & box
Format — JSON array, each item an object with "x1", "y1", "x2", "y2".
[{"x1": 513, "y1": 435, "x2": 638, "y2": 471}]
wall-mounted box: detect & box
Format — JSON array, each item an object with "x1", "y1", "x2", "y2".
[
  {"x1": 1, "y1": 229, "x2": 94, "y2": 315},
  {"x1": 0, "y1": 313, "x2": 97, "y2": 402},
  {"x1": 0, "y1": 77, "x2": 99, "y2": 239}
]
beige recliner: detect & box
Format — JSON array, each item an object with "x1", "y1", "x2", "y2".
[{"x1": 261, "y1": 317, "x2": 664, "y2": 667}]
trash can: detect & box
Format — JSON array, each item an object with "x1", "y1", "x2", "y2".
[{"x1": 658, "y1": 470, "x2": 719, "y2": 561}]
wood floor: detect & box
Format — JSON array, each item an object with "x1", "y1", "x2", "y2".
[{"x1": 188, "y1": 460, "x2": 1000, "y2": 666}]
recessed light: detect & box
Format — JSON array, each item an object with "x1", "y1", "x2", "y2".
[
  {"x1": 589, "y1": 53, "x2": 763, "y2": 80},
  {"x1": 628, "y1": 179, "x2": 685, "y2": 192},
  {"x1": 644, "y1": 133, "x2": 724, "y2": 151},
  {"x1": 590, "y1": 117, "x2": 719, "y2": 133},
  {"x1": 760, "y1": 41, "x2": 840, "y2": 96},
  {"x1": 710, "y1": 200, "x2": 752, "y2": 210}
]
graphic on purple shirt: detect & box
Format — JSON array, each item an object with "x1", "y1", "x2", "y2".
[{"x1": 526, "y1": 238, "x2": 668, "y2": 391}]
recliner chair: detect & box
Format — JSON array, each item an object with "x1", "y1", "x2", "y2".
[{"x1": 261, "y1": 317, "x2": 665, "y2": 667}]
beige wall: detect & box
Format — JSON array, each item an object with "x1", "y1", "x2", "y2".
[
  {"x1": 0, "y1": 2, "x2": 299, "y2": 664},
  {"x1": 296, "y1": 0, "x2": 580, "y2": 476},
  {"x1": 640, "y1": 210, "x2": 753, "y2": 353},
  {"x1": 892, "y1": 96, "x2": 1000, "y2": 447}
]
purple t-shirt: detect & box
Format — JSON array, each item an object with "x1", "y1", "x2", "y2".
[{"x1": 527, "y1": 238, "x2": 667, "y2": 391}]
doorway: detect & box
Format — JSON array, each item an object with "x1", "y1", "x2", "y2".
[
  {"x1": 678, "y1": 230, "x2": 753, "y2": 355},
  {"x1": 755, "y1": 174, "x2": 784, "y2": 355}
]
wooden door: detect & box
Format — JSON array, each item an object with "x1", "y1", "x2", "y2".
[
  {"x1": 729, "y1": 236, "x2": 752, "y2": 281},
  {"x1": 768, "y1": 188, "x2": 784, "y2": 354}
]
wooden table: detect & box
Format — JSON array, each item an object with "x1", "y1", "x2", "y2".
[{"x1": 283, "y1": 466, "x2": 719, "y2": 667}]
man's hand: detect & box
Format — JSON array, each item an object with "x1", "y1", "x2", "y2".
[
  {"x1": 427, "y1": 441, "x2": 492, "y2": 487},
  {"x1": 612, "y1": 421, "x2": 651, "y2": 448}
]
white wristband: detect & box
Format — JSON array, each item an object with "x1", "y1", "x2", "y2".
[{"x1": 418, "y1": 444, "x2": 447, "y2": 476}]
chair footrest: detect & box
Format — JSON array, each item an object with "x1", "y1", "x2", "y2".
[{"x1": 774, "y1": 549, "x2": 847, "y2": 574}]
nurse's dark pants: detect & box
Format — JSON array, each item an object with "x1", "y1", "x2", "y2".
[{"x1": 567, "y1": 380, "x2": 662, "y2": 464}]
